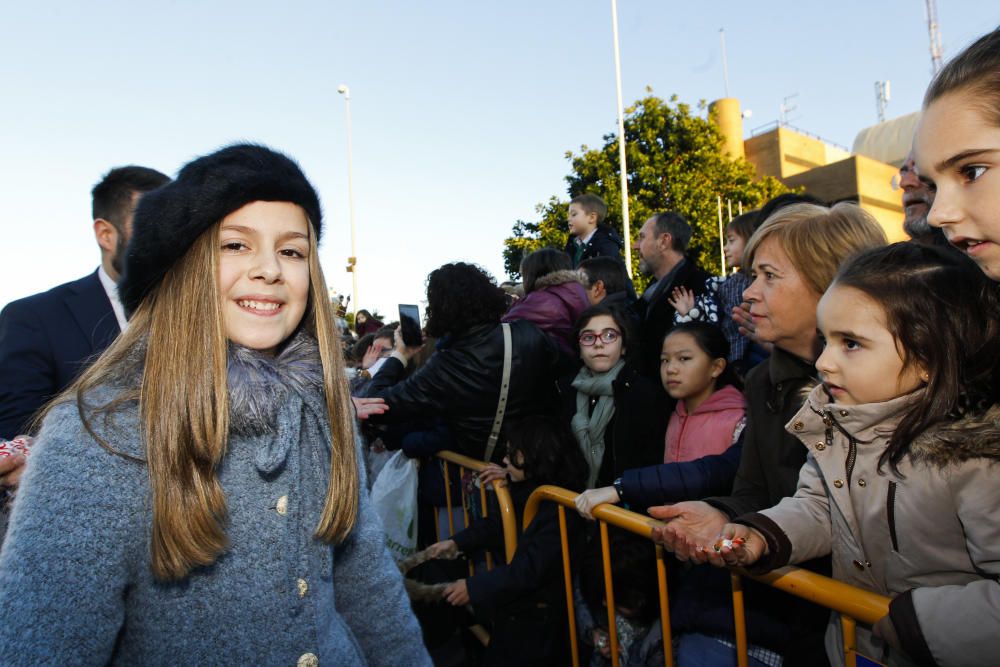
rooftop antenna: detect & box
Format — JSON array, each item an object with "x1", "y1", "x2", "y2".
[
  {"x1": 925, "y1": 0, "x2": 943, "y2": 75},
  {"x1": 779, "y1": 93, "x2": 798, "y2": 126},
  {"x1": 719, "y1": 28, "x2": 731, "y2": 98},
  {"x1": 875, "y1": 80, "x2": 890, "y2": 122}
]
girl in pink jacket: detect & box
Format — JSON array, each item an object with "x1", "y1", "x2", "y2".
[
  {"x1": 661, "y1": 322, "x2": 746, "y2": 464},
  {"x1": 576, "y1": 322, "x2": 745, "y2": 518}
]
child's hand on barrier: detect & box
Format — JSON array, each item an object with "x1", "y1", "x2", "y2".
[
  {"x1": 668, "y1": 287, "x2": 695, "y2": 316},
  {"x1": 426, "y1": 540, "x2": 459, "y2": 560},
  {"x1": 648, "y1": 501, "x2": 728, "y2": 563},
  {"x1": 478, "y1": 464, "x2": 509, "y2": 488},
  {"x1": 701, "y1": 524, "x2": 767, "y2": 568},
  {"x1": 574, "y1": 486, "x2": 619, "y2": 520},
  {"x1": 442, "y1": 579, "x2": 470, "y2": 606}
]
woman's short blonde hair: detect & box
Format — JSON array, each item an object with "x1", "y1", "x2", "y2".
[{"x1": 744, "y1": 202, "x2": 887, "y2": 295}]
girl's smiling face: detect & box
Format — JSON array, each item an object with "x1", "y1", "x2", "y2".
[
  {"x1": 916, "y1": 90, "x2": 1000, "y2": 280},
  {"x1": 218, "y1": 201, "x2": 311, "y2": 355}
]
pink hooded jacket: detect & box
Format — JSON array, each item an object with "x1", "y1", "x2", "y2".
[{"x1": 664, "y1": 384, "x2": 745, "y2": 463}]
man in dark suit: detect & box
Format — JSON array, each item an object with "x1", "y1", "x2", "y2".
[
  {"x1": 0, "y1": 166, "x2": 170, "y2": 441},
  {"x1": 630, "y1": 211, "x2": 711, "y2": 378}
]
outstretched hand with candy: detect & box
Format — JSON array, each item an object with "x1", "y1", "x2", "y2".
[{"x1": 705, "y1": 523, "x2": 768, "y2": 568}]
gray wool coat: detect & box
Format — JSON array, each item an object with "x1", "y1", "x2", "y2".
[
  {"x1": 741, "y1": 385, "x2": 1000, "y2": 667},
  {"x1": 0, "y1": 336, "x2": 431, "y2": 666}
]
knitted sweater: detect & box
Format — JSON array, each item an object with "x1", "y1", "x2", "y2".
[{"x1": 0, "y1": 335, "x2": 431, "y2": 666}]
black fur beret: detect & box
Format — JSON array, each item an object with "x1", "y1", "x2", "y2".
[{"x1": 119, "y1": 143, "x2": 322, "y2": 317}]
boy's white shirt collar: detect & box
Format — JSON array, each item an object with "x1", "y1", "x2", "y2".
[
  {"x1": 97, "y1": 265, "x2": 128, "y2": 332},
  {"x1": 577, "y1": 228, "x2": 597, "y2": 245}
]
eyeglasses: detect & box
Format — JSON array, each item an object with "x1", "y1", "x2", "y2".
[{"x1": 579, "y1": 328, "x2": 621, "y2": 346}]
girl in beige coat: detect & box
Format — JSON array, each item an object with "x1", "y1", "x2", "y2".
[{"x1": 718, "y1": 244, "x2": 1000, "y2": 667}]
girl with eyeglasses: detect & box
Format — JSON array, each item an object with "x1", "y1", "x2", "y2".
[
  {"x1": 575, "y1": 322, "x2": 745, "y2": 519},
  {"x1": 557, "y1": 304, "x2": 667, "y2": 490}
]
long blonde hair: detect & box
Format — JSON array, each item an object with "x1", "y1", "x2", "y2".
[{"x1": 43, "y1": 219, "x2": 357, "y2": 580}]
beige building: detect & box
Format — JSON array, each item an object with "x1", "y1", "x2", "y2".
[{"x1": 711, "y1": 98, "x2": 915, "y2": 242}]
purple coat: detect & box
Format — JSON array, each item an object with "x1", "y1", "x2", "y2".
[{"x1": 502, "y1": 270, "x2": 590, "y2": 355}]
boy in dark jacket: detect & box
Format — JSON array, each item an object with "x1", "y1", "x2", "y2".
[{"x1": 564, "y1": 194, "x2": 626, "y2": 268}]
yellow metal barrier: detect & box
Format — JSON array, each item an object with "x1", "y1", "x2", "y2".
[
  {"x1": 524, "y1": 484, "x2": 891, "y2": 667},
  {"x1": 435, "y1": 450, "x2": 518, "y2": 567}
]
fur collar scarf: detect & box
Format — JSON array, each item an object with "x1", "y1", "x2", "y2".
[
  {"x1": 910, "y1": 403, "x2": 1000, "y2": 467},
  {"x1": 534, "y1": 269, "x2": 587, "y2": 290},
  {"x1": 227, "y1": 332, "x2": 323, "y2": 436}
]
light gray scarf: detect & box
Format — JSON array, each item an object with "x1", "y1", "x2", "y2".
[{"x1": 571, "y1": 359, "x2": 625, "y2": 488}]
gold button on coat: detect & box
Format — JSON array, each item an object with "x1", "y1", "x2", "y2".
[
  {"x1": 276, "y1": 495, "x2": 288, "y2": 516},
  {"x1": 792, "y1": 421, "x2": 804, "y2": 431},
  {"x1": 858, "y1": 479, "x2": 867, "y2": 487},
  {"x1": 297, "y1": 578, "x2": 308, "y2": 597},
  {"x1": 297, "y1": 653, "x2": 319, "y2": 667},
  {"x1": 839, "y1": 409, "x2": 850, "y2": 417},
  {"x1": 833, "y1": 479, "x2": 844, "y2": 488},
  {"x1": 815, "y1": 443, "x2": 826, "y2": 451}
]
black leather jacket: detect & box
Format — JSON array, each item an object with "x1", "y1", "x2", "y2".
[{"x1": 366, "y1": 320, "x2": 560, "y2": 462}]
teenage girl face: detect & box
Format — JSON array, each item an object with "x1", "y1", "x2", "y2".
[
  {"x1": 815, "y1": 284, "x2": 926, "y2": 406},
  {"x1": 723, "y1": 229, "x2": 746, "y2": 269},
  {"x1": 659, "y1": 332, "x2": 724, "y2": 411},
  {"x1": 743, "y1": 237, "x2": 822, "y2": 361},
  {"x1": 218, "y1": 201, "x2": 311, "y2": 355},
  {"x1": 578, "y1": 314, "x2": 624, "y2": 373},
  {"x1": 915, "y1": 90, "x2": 1000, "y2": 280}
]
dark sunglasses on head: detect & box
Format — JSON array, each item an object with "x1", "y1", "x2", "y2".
[{"x1": 578, "y1": 328, "x2": 621, "y2": 346}]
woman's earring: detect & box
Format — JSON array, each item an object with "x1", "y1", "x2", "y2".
[{"x1": 921, "y1": 372, "x2": 930, "y2": 383}]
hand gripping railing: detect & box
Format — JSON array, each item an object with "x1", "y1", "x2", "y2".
[
  {"x1": 523, "y1": 485, "x2": 891, "y2": 667},
  {"x1": 434, "y1": 450, "x2": 518, "y2": 569}
]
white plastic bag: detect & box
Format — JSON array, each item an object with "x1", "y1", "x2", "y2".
[{"x1": 369, "y1": 450, "x2": 419, "y2": 561}]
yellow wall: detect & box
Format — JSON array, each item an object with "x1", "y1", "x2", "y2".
[{"x1": 743, "y1": 126, "x2": 905, "y2": 242}]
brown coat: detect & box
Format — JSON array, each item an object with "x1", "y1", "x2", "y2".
[{"x1": 744, "y1": 385, "x2": 1000, "y2": 667}]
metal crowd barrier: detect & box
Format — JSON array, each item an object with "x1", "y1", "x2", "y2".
[
  {"x1": 523, "y1": 485, "x2": 892, "y2": 667},
  {"x1": 434, "y1": 450, "x2": 518, "y2": 570}
]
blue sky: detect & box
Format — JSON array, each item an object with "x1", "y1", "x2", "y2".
[{"x1": 3, "y1": 1, "x2": 998, "y2": 318}]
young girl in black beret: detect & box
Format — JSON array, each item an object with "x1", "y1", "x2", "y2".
[{"x1": 0, "y1": 144, "x2": 430, "y2": 665}]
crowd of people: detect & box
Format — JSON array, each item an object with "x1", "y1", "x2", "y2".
[{"x1": 0, "y1": 24, "x2": 999, "y2": 667}]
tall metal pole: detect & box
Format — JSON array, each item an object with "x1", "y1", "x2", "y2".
[
  {"x1": 717, "y1": 196, "x2": 727, "y2": 275},
  {"x1": 720, "y1": 29, "x2": 731, "y2": 98},
  {"x1": 610, "y1": 0, "x2": 632, "y2": 277},
  {"x1": 337, "y1": 84, "x2": 359, "y2": 316},
  {"x1": 925, "y1": 0, "x2": 943, "y2": 75}
]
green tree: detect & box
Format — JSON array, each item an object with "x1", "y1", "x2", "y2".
[{"x1": 503, "y1": 93, "x2": 788, "y2": 289}]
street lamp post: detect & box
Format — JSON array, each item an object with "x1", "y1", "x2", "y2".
[
  {"x1": 609, "y1": 0, "x2": 632, "y2": 278},
  {"x1": 337, "y1": 83, "x2": 359, "y2": 316}
]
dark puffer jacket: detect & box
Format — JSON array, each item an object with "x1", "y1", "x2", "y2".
[
  {"x1": 502, "y1": 270, "x2": 590, "y2": 356},
  {"x1": 563, "y1": 224, "x2": 625, "y2": 267},
  {"x1": 366, "y1": 320, "x2": 560, "y2": 463}
]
